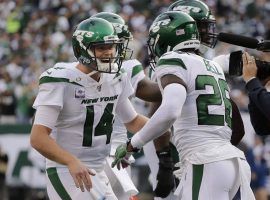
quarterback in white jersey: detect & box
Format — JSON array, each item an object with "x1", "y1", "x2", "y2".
[
  {"x1": 113, "y1": 11, "x2": 254, "y2": 200},
  {"x1": 30, "y1": 18, "x2": 149, "y2": 200}
]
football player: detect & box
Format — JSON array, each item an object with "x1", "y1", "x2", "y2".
[
  {"x1": 91, "y1": 12, "x2": 174, "y2": 200},
  {"x1": 30, "y1": 17, "x2": 150, "y2": 200},
  {"x1": 112, "y1": 11, "x2": 255, "y2": 200},
  {"x1": 143, "y1": 1, "x2": 245, "y2": 198}
]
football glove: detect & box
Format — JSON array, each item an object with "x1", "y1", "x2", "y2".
[{"x1": 111, "y1": 139, "x2": 139, "y2": 170}]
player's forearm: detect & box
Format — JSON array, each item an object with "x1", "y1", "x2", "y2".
[
  {"x1": 230, "y1": 99, "x2": 245, "y2": 145},
  {"x1": 124, "y1": 114, "x2": 148, "y2": 134},
  {"x1": 30, "y1": 125, "x2": 77, "y2": 166},
  {"x1": 131, "y1": 103, "x2": 176, "y2": 148},
  {"x1": 154, "y1": 131, "x2": 171, "y2": 151},
  {"x1": 149, "y1": 102, "x2": 171, "y2": 151},
  {"x1": 136, "y1": 78, "x2": 162, "y2": 102},
  {"x1": 131, "y1": 84, "x2": 186, "y2": 148}
]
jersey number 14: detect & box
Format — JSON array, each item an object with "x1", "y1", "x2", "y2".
[{"x1": 82, "y1": 103, "x2": 114, "y2": 147}]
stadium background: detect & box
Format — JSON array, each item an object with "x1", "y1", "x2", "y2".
[{"x1": 0, "y1": 0, "x2": 269, "y2": 199}]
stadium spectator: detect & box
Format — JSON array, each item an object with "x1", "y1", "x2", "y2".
[
  {"x1": 0, "y1": 70, "x2": 16, "y2": 124},
  {"x1": 0, "y1": 145, "x2": 8, "y2": 199}
]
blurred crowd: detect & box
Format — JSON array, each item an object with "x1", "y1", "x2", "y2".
[{"x1": 0, "y1": 0, "x2": 270, "y2": 199}]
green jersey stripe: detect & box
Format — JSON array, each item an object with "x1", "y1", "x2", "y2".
[
  {"x1": 46, "y1": 168, "x2": 72, "y2": 200},
  {"x1": 192, "y1": 164, "x2": 204, "y2": 200},
  {"x1": 39, "y1": 76, "x2": 82, "y2": 86},
  {"x1": 157, "y1": 58, "x2": 187, "y2": 69},
  {"x1": 131, "y1": 65, "x2": 143, "y2": 78}
]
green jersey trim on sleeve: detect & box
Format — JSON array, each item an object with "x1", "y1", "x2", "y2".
[
  {"x1": 157, "y1": 58, "x2": 187, "y2": 69},
  {"x1": 39, "y1": 76, "x2": 83, "y2": 86},
  {"x1": 131, "y1": 65, "x2": 143, "y2": 78}
]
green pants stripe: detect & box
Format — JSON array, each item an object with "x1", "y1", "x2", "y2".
[
  {"x1": 46, "y1": 168, "x2": 72, "y2": 200},
  {"x1": 192, "y1": 164, "x2": 204, "y2": 200}
]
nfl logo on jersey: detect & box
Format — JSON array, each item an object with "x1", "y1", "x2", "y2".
[{"x1": 75, "y1": 88, "x2": 85, "y2": 98}]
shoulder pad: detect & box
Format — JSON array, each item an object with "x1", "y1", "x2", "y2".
[
  {"x1": 157, "y1": 51, "x2": 187, "y2": 69},
  {"x1": 122, "y1": 59, "x2": 144, "y2": 78},
  {"x1": 122, "y1": 59, "x2": 142, "y2": 69},
  {"x1": 39, "y1": 63, "x2": 81, "y2": 86},
  {"x1": 53, "y1": 62, "x2": 78, "y2": 69}
]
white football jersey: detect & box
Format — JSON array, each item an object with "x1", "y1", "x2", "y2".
[
  {"x1": 33, "y1": 63, "x2": 134, "y2": 170},
  {"x1": 154, "y1": 51, "x2": 233, "y2": 161},
  {"x1": 110, "y1": 59, "x2": 145, "y2": 154}
]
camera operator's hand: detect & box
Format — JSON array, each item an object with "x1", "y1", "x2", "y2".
[{"x1": 242, "y1": 52, "x2": 257, "y2": 83}]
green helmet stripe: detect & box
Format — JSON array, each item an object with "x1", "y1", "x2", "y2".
[{"x1": 157, "y1": 58, "x2": 187, "y2": 69}]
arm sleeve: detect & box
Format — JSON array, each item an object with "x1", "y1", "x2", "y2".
[
  {"x1": 130, "y1": 64, "x2": 145, "y2": 92},
  {"x1": 131, "y1": 83, "x2": 186, "y2": 148},
  {"x1": 246, "y1": 78, "x2": 270, "y2": 121},
  {"x1": 33, "y1": 105, "x2": 61, "y2": 129},
  {"x1": 117, "y1": 73, "x2": 135, "y2": 104},
  {"x1": 122, "y1": 60, "x2": 145, "y2": 92},
  {"x1": 115, "y1": 98, "x2": 137, "y2": 124}
]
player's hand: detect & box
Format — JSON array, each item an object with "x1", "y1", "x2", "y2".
[
  {"x1": 111, "y1": 144, "x2": 132, "y2": 170},
  {"x1": 67, "y1": 157, "x2": 96, "y2": 192},
  {"x1": 154, "y1": 147, "x2": 175, "y2": 198}
]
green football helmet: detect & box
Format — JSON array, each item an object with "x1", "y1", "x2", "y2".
[
  {"x1": 72, "y1": 18, "x2": 124, "y2": 73},
  {"x1": 91, "y1": 12, "x2": 133, "y2": 59},
  {"x1": 168, "y1": 0, "x2": 217, "y2": 48},
  {"x1": 148, "y1": 11, "x2": 200, "y2": 69}
]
